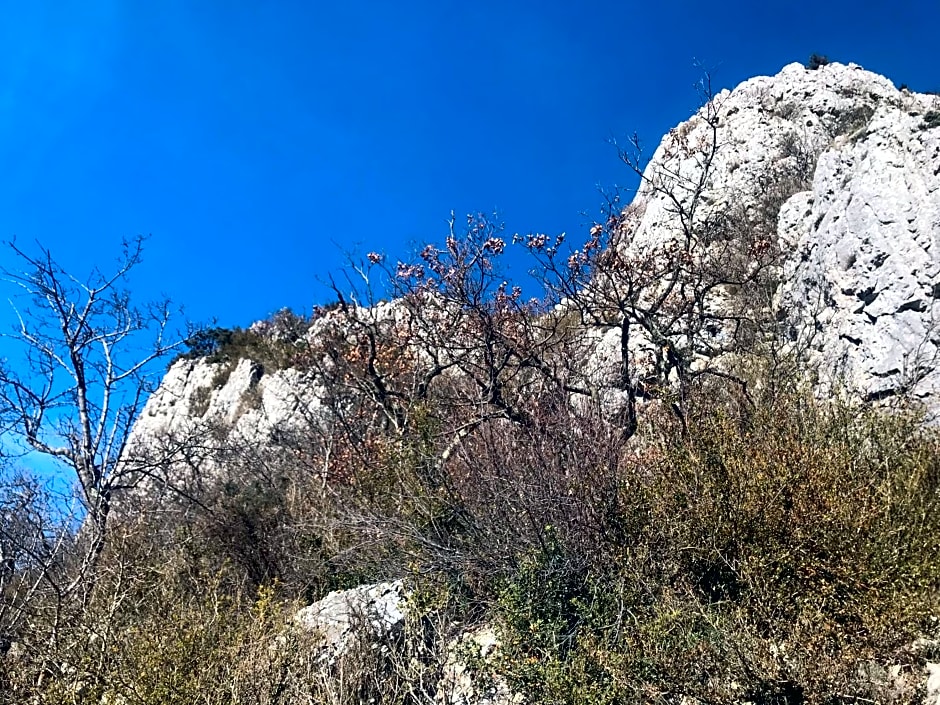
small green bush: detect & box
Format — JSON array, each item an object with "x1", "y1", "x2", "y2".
[
  {"x1": 179, "y1": 326, "x2": 236, "y2": 361},
  {"x1": 806, "y1": 53, "x2": 830, "y2": 70}
]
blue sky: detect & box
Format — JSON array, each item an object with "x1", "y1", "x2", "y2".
[{"x1": 1, "y1": 0, "x2": 938, "y2": 331}]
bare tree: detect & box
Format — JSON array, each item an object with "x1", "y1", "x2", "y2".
[
  {"x1": 309, "y1": 213, "x2": 591, "y2": 486},
  {"x1": 0, "y1": 236, "x2": 181, "y2": 596},
  {"x1": 254, "y1": 214, "x2": 604, "y2": 583},
  {"x1": 529, "y1": 72, "x2": 783, "y2": 436},
  {"x1": 0, "y1": 470, "x2": 78, "y2": 652}
]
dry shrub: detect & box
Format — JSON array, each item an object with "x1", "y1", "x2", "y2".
[
  {"x1": 480, "y1": 391, "x2": 940, "y2": 704},
  {"x1": 0, "y1": 518, "x2": 454, "y2": 705},
  {"x1": 5, "y1": 376, "x2": 938, "y2": 704}
]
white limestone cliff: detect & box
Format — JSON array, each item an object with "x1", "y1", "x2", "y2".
[
  {"x1": 779, "y1": 86, "x2": 940, "y2": 405},
  {"x1": 129, "y1": 356, "x2": 317, "y2": 445},
  {"x1": 599, "y1": 61, "x2": 940, "y2": 410}
]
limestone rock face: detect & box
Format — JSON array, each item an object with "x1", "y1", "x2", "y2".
[
  {"x1": 630, "y1": 62, "x2": 904, "y2": 255},
  {"x1": 125, "y1": 298, "x2": 417, "y2": 464},
  {"x1": 591, "y1": 61, "x2": 940, "y2": 411},
  {"x1": 129, "y1": 356, "x2": 322, "y2": 447},
  {"x1": 779, "y1": 93, "x2": 940, "y2": 406}
]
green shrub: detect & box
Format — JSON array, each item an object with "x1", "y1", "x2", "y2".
[
  {"x1": 485, "y1": 392, "x2": 940, "y2": 703},
  {"x1": 176, "y1": 308, "x2": 315, "y2": 372},
  {"x1": 179, "y1": 326, "x2": 235, "y2": 361},
  {"x1": 0, "y1": 518, "x2": 416, "y2": 705},
  {"x1": 806, "y1": 53, "x2": 830, "y2": 70}
]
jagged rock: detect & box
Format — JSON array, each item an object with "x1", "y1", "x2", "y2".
[
  {"x1": 115, "y1": 59, "x2": 940, "y2": 705},
  {"x1": 780, "y1": 86, "x2": 940, "y2": 407},
  {"x1": 125, "y1": 297, "x2": 417, "y2": 463},
  {"x1": 293, "y1": 580, "x2": 407, "y2": 663},
  {"x1": 628, "y1": 62, "x2": 905, "y2": 260},
  {"x1": 587, "y1": 60, "x2": 940, "y2": 411},
  {"x1": 129, "y1": 356, "x2": 322, "y2": 445}
]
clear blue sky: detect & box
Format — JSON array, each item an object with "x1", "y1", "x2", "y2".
[{"x1": 1, "y1": 0, "x2": 937, "y2": 330}]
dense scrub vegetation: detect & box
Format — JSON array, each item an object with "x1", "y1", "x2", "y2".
[
  {"x1": 2, "y1": 381, "x2": 939, "y2": 704},
  {"x1": 177, "y1": 307, "x2": 315, "y2": 371}
]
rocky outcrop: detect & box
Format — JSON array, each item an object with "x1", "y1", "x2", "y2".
[
  {"x1": 603, "y1": 61, "x2": 940, "y2": 410},
  {"x1": 126, "y1": 298, "x2": 416, "y2": 459},
  {"x1": 128, "y1": 355, "x2": 321, "y2": 448},
  {"x1": 284, "y1": 581, "x2": 518, "y2": 704},
  {"x1": 293, "y1": 580, "x2": 407, "y2": 664},
  {"x1": 291, "y1": 581, "x2": 523, "y2": 705},
  {"x1": 779, "y1": 85, "x2": 940, "y2": 407},
  {"x1": 630, "y1": 61, "x2": 927, "y2": 255}
]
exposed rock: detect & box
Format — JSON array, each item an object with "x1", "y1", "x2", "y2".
[
  {"x1": 293, "y1": 580, "x2": 407, "y2": 664},
  {"x1": 129, "y1": 355, "x2": 323, "y2": 448},
  {"x1": 437, "y1": 627, "x2": 523, "y2": 705},
  {"x1": 125, "y1": 297, "x2": 419, "y2": 468},
  {"x1": 290, "y1": 583, "x2": 523, "y2": 705},
  {"x1": 585, "y1": 60, "x2": 940, "y2": 412},
  {"x1": 780, "y1": 88, "x2": 940, "y2": 407},
  {"x1": 626, "y1": 62, "x2": 907, "y2": 264},
  {"x1": 927, "y1": 662, "x2": 940, "y2": 705}
]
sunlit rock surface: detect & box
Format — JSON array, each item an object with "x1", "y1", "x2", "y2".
[
  {"x1": 596, "y1": 61, "x2": 940, "y2": 411},
  {"x1": 293, "y1": 580, "x2": 407, "y2": 664}
]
